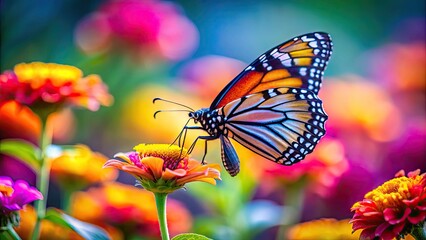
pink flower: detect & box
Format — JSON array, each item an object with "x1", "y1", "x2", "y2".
[
  {"x1": 0, "y1": 177, "x2": 43, "y2": 213},
  {"x1": 75, "y1": 0, "x2": 198, "y2": 61},
  {"x1": 0, "y1": 176, "x2": 43, "y2": 226}
]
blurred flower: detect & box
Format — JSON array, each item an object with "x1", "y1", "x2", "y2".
[
  {"x1": 369, "y1": 42, "x2": 426, "y2": 94},
  {"x1": 0, "y1": 101, "x2": 76, "y2": 145},
  {"x1": 321, "y1": 75, "x2": 403, "y2": 142},
  {"x1": 0, "y1": 62, "x2": 113, "y2": 116},
  {"x1": 369, "y1": 43, "x2": 426, "y2": 126},
  {"x1": 75, "y1": 0, "x2": 198, "y2": 61},
  {"x1": 287, "y1": 218, "x2": 360, "y2": 240},
  {"x1": 0, "y1": 177, "x2": 43, "y2": 227},
  {"x1": 179, "y1": 55, "x2": 246, "y2": 100},
  {"x1": 14, "y1": 205, "x2": 84, "y2": 240},
  {"x1": 0, "y1": 101, "x2": 40, "y2": 145},
  {"x1": 350, "y1": 169, "x2": 426, "y2": 240},
  {"x1": 104, "y1": 143, "x2": 221, "y2": 193},
  {"x1": 70, "y1": 182, "x2": 192, "y2": 239},
  {"x1": 50, "y1": 144, "x2": 118, "y2": 191},
  {"x1": 262, "y1": 137, "x2": 349, "y2": 197},
  {"x1": 315, "y1": 163, "x2": 376, "y2": 220},
  {"x1": 381, "y1": 124, "x2": 426, "y2": 179}
]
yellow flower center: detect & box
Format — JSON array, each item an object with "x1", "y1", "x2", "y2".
[
  {"x1": 14, "y1": 62, "x2": 83, "y2": 88},
  {"x1": 365, "y1": 175, "x2": 423, "y2": 210},
  {"x1": 0, "y1": 184, "x2": 14, "y2": 197},
  {"x1": 133, "y1": 144, "x2": 188, "y2": 170}
]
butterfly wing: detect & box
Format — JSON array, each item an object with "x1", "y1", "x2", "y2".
[
  {"x1": 220, "y1": 87, "x2": 327, "y2": 165},
  {"x1": 210, "y1": 32, "x2": 332, "y2": 109}
]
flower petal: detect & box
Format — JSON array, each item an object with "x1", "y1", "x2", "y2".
[
  {"x1": 163, "y1": 168, "x2": 187, "y2": 181},
  {"x1": 141, "y1": 157, "x2": 164, "y2": 180},
  {"x1": 113, "y1": 153, "x2": 130, "y2": 162}
]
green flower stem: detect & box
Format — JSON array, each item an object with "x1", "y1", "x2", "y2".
[
  {"x1": 154, "y1": 192, "x2": 170, "y2": 240},
  {"x1": 411, "y1": 224, "x2": 426, "y2": 240},
  {"x1": 277, "y1": 179, "x2": 307, "y2": 240},
  {"x1": 61, "y1": 189, "x2": 72, "y2": 213},
  {"x1": 32, "y1": 117, "x2": 53, "y2": 240},
  {"x1": 6, "y1": 224, "x2": 21, "y2": 240}
]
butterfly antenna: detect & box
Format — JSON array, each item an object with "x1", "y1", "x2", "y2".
[
  {"x1": 153, "y1": 98, "x2": 195, "y2": 111},
  {"x1": 171, "y1": 119, "x2": 191, "y2": 146},
  {"x1": 154, "y1": 109, "x2": 193, "y2": 119}
]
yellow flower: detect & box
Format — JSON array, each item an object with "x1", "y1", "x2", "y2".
[
  {"x1": 287, "y1": 218, "x2": 360, "y2": 240},
  {"x1": 104, "y1": 144, "x2": 221, "y2": 193},
  {"x1": 50, "y1": 144, "x2": 118, "y2": 191}
]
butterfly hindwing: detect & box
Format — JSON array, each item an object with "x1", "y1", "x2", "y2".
[
  {"x1": 210, "y1": 32, "x2": 332, "y2": 109},
  {"x1": 220, "y1": 87, "x2": 327, "y2": 165}
]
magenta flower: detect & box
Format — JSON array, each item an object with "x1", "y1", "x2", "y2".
[{"x1": 0, "y1": 176, "x2": 43, "y2": 227}]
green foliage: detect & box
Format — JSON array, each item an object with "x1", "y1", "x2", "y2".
[
  {"x1": 44, "y1": 208, "x2": 110, "y2": 240},
  {"x1": 187, "y1": 169, "x2": 283, "y2": 240},
  {"x1": 0, "y1": 139, "x2": 40, "y2": 171},
  {"x1": 172, "y1": 233, "x2": 212, "y2": 240}
]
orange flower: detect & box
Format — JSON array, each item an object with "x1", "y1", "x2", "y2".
[
  {"x1": 70, "y1": 182, "x2": 192, "y2": 239},
  {"x1": 104, "y1": 144, "x2": 221, "y2": 193},
  {"x1": 321, "y1": 76, "x2": 402, "y2": 142},
  {"x1": 287, "y1": 218, "x2": 360, "y2": 240},
  {"x1": 0, "y1": 62, "x2": 113, "y2": 115},
  {"x1": 50, "y1": 144, "x2": 118, "y2": 191},
  {"x1": 350, "y1": 170, "x2": 426, "y2": 240}
]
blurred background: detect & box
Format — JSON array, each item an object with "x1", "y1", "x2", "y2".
[{"x1": 1, "y1": 0, "x2": 425, "y2": 239}]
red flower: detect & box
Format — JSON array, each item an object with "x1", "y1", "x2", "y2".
[
  {"x1": 0, "y1": 62, "x2": 113, "y2": 114},
  {"x1": 350, "y1": 169, "x2": 426, "y2": 240}
]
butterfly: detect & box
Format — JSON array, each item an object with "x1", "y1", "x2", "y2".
[{"x1": 156, "y1": 32, "x2": 333, "y2": 176}]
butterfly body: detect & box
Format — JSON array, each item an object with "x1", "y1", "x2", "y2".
[{"x1": 184, "y1": 32, "x2": 332, "y2": 176}]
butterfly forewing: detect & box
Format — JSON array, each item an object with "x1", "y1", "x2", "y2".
[
  {"x1": 221, "y1": 87, "x2": 327, "y2": 165},
  {"x1": 210, "y1": 32, "x2": 332, "y2": 109}
]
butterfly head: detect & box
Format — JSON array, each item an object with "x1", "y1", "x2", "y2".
[{"x1": 188, "y1": 108, "x2": 208, "y2": 123}]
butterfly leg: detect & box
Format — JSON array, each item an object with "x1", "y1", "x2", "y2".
[
  {"x1": 187, "y1": 135, "x2": 217, "y2": 164},
  {"x1": 171, "y1": 119, "x2": 191, "y2": 147}
]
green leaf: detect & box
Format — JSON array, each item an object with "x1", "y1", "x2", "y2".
[
  {"x1": 44, "y1": 208, "x2": 110, "y2": 240},
  {"x1": 172, "y1": 233, "x2": 212, "y2": 240},
  {"x1": 0, "y1": 139, "x2": 40, "y2": 171}
]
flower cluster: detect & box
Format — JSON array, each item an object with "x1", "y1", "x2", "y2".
[
  {"x1": 351, "y1": 170, "x2": 426, "y2": 240},
  {"x1": 104, "y1": 144, "x2": 221, "y2": 193},
  {"x1": 0, "y1": 177, "x2": 43, "y2": 227},
  {"x1": 75, "y1": 0, "x2": 198, "y2": 61},
  {"x1": 0, "y1": 62, "x2": 113, "y2": 113}
]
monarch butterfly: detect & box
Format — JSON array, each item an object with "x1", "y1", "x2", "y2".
[{"x1": 156, "y1": 32, "x2": 332, "y2": 176}]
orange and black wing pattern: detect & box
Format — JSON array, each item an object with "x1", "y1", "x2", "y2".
[{"x1": 210, "y1": 32, "x2": 333, "y2": 109}]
